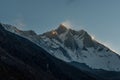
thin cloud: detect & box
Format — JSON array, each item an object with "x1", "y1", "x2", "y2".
[
  {"x1": 61, "y1": 20, "x2": 86, "y2": 31},
  {"x1": 62, "y1": 20, "x2": 73, "y2": 29}
]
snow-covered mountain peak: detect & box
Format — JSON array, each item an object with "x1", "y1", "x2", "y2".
[
  {"x1": 1, "y1": 23, "x2": 37, "y2": 37},
  {"x1": 55, "y1": 24, "x2": 68, "y2": 34},
  {"x1": 2, "y1": 23, "x2": 120, "y2": 71},
  {"x1": 1, "y1": 23, "x2": 19, "y2": 33},
  {"x1": 41, "y1": 25, "x2": 95, "y2": 49},
  {"x1": 41, "y1": 24, "x2": 70, "y2": 39},
  {"x1": 39, "y1": 25, "x2": 120, "y2": 71}
]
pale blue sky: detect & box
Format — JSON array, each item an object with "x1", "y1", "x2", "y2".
[{"x1": 0, "y1": 0, "x2": 120, "y2": 54}]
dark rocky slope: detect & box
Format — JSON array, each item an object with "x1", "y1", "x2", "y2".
[{"x1": 0, "y1": 24, "x2": 101, "y2": 80}]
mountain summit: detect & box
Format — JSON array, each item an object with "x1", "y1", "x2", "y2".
[
  {"x1": 56, "y1": 24, "x2": 68, "y2": 34},
  {"x1": 2, "y1": 23, "x2": 120, "y2": 71}
]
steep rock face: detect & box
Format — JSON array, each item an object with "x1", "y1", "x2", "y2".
[
  {"x1": 2, "y1": 23, "x2": 120, "y2": 71},
  {"x1": 79, "y1": 30, "x2": 94, "y2": 47}
]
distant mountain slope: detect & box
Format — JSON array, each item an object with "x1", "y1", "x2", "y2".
[
  {"x1": 0, "y1": 23, "x2": 101, "y2": 80},
  {"x1": 2, "y1": 23, "x2": 120, "y2": 71}
]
